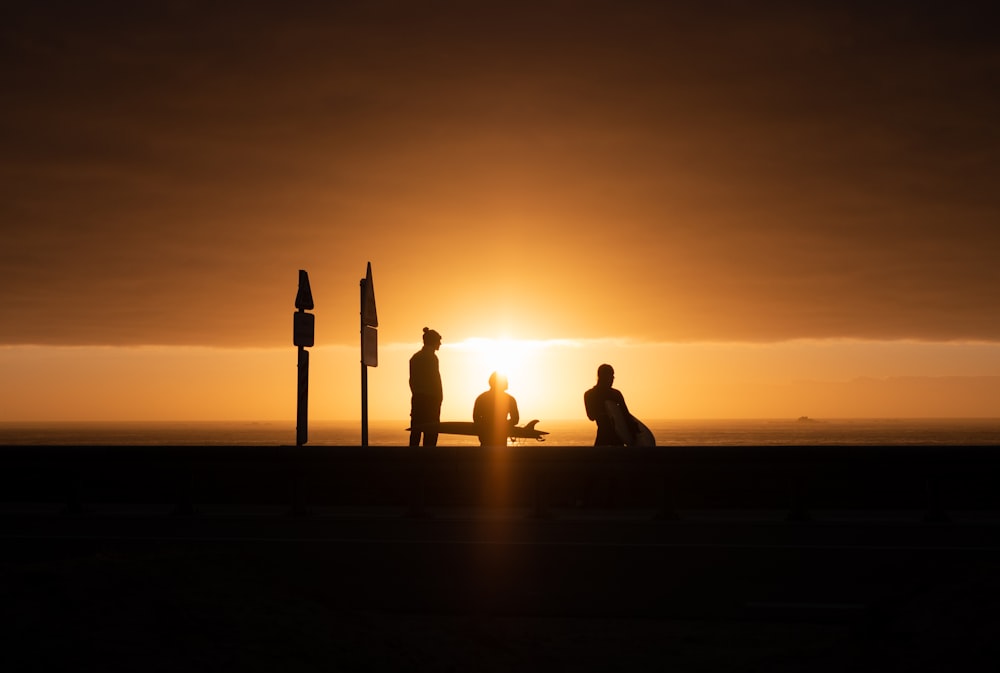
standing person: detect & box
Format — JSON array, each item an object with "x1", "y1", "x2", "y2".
[
  {"x1": 473, "y1": 372, "x2": 519, "y2": 447},
  {"x1": 409, "y1": 327, "x2": 443, "y2": 447},
  {"x1": 584, "y1": 364, "x2": 637, "y2": 446}
]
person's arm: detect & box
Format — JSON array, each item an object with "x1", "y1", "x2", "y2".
[
  {"x1": 433, "y1": 364, "x2": 443, "y2": 402},
  {"x1": 584, "y1": 389, "x2": 597, "y2": 421},
  {"x1": 614, "y1": 390, "x2": 630, "y2": 416},
  {"x1": 473, "y1": 394, "x2": 485, "y2": 424},
  {"x1": 509, "y1": 396, "x2": 519, "y2": 426}
]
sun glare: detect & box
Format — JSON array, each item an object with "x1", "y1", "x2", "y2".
[
  {"x1": 454, "y1": 338, "x2": 541, "y2": 377},
  {"x1": 443, "y1": 337, "x2": 580, "y2": 421}
]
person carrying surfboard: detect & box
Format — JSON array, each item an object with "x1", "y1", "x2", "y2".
[
  {"x1": 473, "y1": 372, "x2": 520, "y2": 447},
  {"x1": 584, "y1": 364, "x2": 638, "y2": 446},
  {"x1": 409, "y1": 327, "x2": 443, "y2": 447}
]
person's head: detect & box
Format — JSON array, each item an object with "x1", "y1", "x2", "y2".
[
  {"x1": 488, "y1": 371, "x2": 508, "y2": 391},
  {"x1": 422, "y1": 327, "x2": 442, "y2": 350},
  {"x1": 596, "y1": 363, "x2": 615, "y2": 386}
]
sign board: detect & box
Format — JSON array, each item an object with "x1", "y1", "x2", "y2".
[
  {"x1": 361, "y1": 262, "x2": 378, "y2": 327},
  {"x1": 295, "y1": 269, "x2": 314, "y2": 311},
  {"x1": 293, "y1": 311, "x2": 315, "y2": 348},
  {"x1": 362, "y1": 324, "x2": 378, "y2": 367}
]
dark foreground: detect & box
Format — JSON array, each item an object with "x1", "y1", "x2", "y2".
[{"x1": 3, "y1": 444, "x2": 1000, "y2": 671}]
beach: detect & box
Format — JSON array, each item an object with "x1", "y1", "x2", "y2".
[
  {"x1": 4, "y1": 440, "x2": 1000, "y2": 670},
  {"x1": 7, "y1": 526, "x2": 1000, "y2": 672}
]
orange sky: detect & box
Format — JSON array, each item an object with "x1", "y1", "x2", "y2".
[
  {"x1": 2, "y1": 339, "x2": 998, "y2": 422},
  {"x1": 2, "y1": 3, "x2": 999, "y2": 422}
]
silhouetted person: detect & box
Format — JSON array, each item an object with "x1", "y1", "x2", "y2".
[
  {"x1": 409, "y1": 327, "x2": 443, "y2": 447},
  {"x1": 584, "y1": 363, "x2": 637, "y2": 446},
  {"x1": 473, "y1": 372, "x2": 520, "y2": 447}
]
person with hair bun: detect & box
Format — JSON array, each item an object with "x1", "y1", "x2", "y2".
[{"x1": 409, "y1": 327, "x2": 443, "y2": 446}]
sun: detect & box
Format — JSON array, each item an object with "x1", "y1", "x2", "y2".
[
  {"x1": 443, "y1": 337, "x2": 554, "y2": 421},
  {"x1": 462, "y1": 337, "x2": 533, "y2": 374},
  {"x1": 449, "y1": 337, "x2": 543, "y2": 384}
]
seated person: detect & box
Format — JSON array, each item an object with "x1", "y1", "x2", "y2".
[{"x1": 473, "y1": 372, "x2": 519, "y2": 447}]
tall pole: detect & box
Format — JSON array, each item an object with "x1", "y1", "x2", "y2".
[
  {"x1": 293, "y1": 270, "x2": 315, "y2": 446},
  {"x1": 360, "y1": 262, "x2": 378, "y2": 448},
  {"x1": 297, "y1": 344, "x2": 309, "y2": 446},
  {"x1": 360, "y1": 277, "x2": 368, "y2": 447}
]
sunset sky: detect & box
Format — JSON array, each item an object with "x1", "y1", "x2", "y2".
[{"x1": 2, "y1": 2, "x2": 999, "y2": 423}]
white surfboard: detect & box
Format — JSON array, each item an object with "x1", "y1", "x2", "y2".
[{"x1": 605, "y1": 400, "x2": 655, "y2": 447}]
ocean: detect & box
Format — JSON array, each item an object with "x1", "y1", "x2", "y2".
[{"x1": 1, "y1": 418, "x2": 998, "y2": 446}]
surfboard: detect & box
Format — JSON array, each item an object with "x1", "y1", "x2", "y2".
[
  {"x1": 605, "y1": 400, "x2": 655, "y2": 447},
  {"x1": 406, "y1": 419, "x2": 549, "y2": 441}
]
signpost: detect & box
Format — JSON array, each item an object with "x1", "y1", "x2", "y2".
[
  {"x1": 360, "y1": 262, "x2": 378, "y2": 446},
  {"x1": 294, "y1": 270, "x2": 315, "y2": 446}
]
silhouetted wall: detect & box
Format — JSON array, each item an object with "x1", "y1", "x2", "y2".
[{"x1": 2, "y1": 445, "x2": 998, "y2": 518}]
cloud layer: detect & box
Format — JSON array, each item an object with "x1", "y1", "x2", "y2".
[{"x1": 2, "y1": 2, "x2": 998, "y2": 346}]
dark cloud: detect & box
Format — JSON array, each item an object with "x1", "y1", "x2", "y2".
[{"x1": 1, "y1": 2, "x2": 998, "y2": 345}]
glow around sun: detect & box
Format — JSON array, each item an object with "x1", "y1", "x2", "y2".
[
  {"x1": 441, "y1": 337, "x2": 584, "y2": 419},
  {"x1": 450, "y1": 337, "x2": 548, "y2": 374}
]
